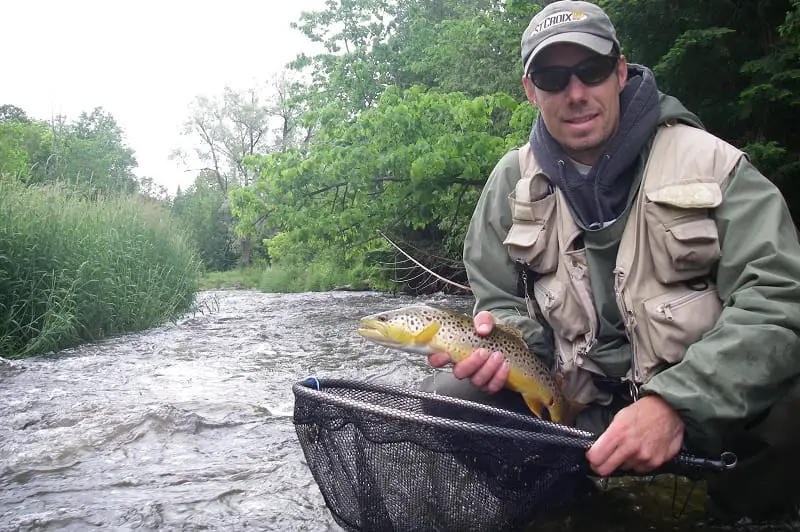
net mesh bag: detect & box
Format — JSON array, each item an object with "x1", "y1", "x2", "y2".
[{"x1": 293, "y1": 378, "x2": 733, "y2": 532}]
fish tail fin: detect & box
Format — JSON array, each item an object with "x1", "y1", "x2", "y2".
[{"x1": 521, "y1": 394, "x2": 546, "y2": 420}]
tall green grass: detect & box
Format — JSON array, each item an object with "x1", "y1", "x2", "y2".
[
  {"x1": 0, "y1": 180, "x2": 201, "y2": 358},
  {"x1": 259, "y1": 255, "x2": 365, "y2": 292},
  {"x1": 198, "y1": 258, "x2": 384, "y2": 293}
]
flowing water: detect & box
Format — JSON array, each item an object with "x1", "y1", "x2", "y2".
[{"x1": 0, "y1": 290, "x2": 796, "y2": 531}]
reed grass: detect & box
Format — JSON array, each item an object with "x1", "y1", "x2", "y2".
[{"x1": 0, "y1": 180, "x2": 201, "y2": 358}]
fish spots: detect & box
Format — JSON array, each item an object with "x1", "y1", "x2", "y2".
[{"x1": 358, "y1": 305, "x2": 567, "y2": 422}]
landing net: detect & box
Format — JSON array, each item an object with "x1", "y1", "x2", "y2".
[{"x1": 293, "y1": 378, "x2": 734, "y2": 532}]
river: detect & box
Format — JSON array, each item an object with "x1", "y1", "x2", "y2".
[{"x1": 0, "y1": 290, "x2": 796, "y2": 531}]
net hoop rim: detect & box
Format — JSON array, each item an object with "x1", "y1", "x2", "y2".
[
  {"x1": 292, "y1": 377, "x2": 737, "y2": 473},
  {"x1": 293, "y1": 377, "x2": 596, "y2": 450}
]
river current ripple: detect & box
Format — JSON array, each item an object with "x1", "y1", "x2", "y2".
[
  {"x1": 0, "y1": 291, "x2": 471, "y2": 531},
  {"x1": 1, "y1": 290, "x2": 796, "y2": 531}
]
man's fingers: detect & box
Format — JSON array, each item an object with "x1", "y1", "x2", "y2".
[
  {"x1": 452, "y1": 349, "x2": 490, "y2": 379},
  {"x1": 591, "y1": 443, "x2": 631, "y2": 477},
  {"x1": 585, "y1": 428, "x2": 620, "y2": 472},
  {"x1": 483, "y1": 359, "x2": 510, "y2": 393},
  {"x1": 427, "y1": 352, "x2": 452, "y2": 368},
  {"x1": 586, "y1": 396, "x2": 685, "y2": 476},
  {"x1": 468, "y1": 351, "x2": 505, "y2": 388},
  {"x1": 473, "y1": 311, "x2": 495, "y2": 336}
]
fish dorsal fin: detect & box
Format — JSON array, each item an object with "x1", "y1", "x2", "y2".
[
  {"x1": 414, "y1": 322, "x2": 441, "y2": 344},
  {"x1": 495, "y1": 323, "x2": 525, "y2": 341}
]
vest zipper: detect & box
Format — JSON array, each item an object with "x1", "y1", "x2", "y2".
[
  {"x1": 614, "y1": 267, "x2": 640, "y2": 400},
  {"x1": 532, "y1": 282, "x2": 555, "y2": 308},
  {"x1": 655, "y1": 290, "x2": 710, "y2": 321},
  {"x1": 572, "y1": 263, "x2": 598, "y2": 357}
]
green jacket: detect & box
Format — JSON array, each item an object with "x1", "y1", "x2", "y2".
[{"x1": 464, "y1": 95, "x2": 800, "y2": 454}]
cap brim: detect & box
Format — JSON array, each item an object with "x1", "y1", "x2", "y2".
[{"x1": 524, "y1": 33, "x2": 614, "y2": 73}]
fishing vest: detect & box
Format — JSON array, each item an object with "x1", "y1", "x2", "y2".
[{"x1": 503, "y1": 123, "x2": 744, "y2": 405}]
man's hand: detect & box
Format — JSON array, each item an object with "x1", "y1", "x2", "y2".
[
  {"x1": 427, "y1": 311, "x2": 510, "y2": 393},
  {"x1": 586, "y1": 395, "x2": 685, "y2": 476}
]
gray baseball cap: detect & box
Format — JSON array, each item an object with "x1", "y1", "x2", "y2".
[{"x1": 521, "y1": 0, "x2": 620, "y2": 73}]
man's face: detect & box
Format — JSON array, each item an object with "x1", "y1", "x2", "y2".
[{"x1": 522, "y1": 43, "x2": 627, "y2": 165}]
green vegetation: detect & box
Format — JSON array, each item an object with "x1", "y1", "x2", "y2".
[
  {"x1": 199, "y1": 258, "x2": 380, "y2": 293},
  {"x1": 4, "y1": 0, "x2": 800, "y2": 342},
  {"x1": 0, "y1": 180, "x2": 200, "y2": 358},
  {"x1": 168, "y1": 0, "x2": 800, "y2": 293},
  {"x1": 0, "y1": 104, "x2": 200, "y2": 358}
]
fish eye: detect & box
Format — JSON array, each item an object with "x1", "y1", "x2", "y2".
[{"x1": 377, "y1": 316, "x2": 387, "y2": 321}]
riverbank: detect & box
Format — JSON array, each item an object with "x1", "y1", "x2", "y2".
[{"x1": 199, "y1": 264, "x2": 382, "y2": 293}]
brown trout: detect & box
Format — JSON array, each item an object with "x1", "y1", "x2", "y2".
[{"x1": 357, "y1": 305, "x2": 579, "y2": 425}]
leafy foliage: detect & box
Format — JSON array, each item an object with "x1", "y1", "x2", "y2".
[
  {"x1": 600, "y1": 0, "x2": 800, "y2": 216},
  {"x1": 232, "y1": 86, "x2": 532, "y2": 277},
  {"x1": 0, "y1": 106, "x2": 139, "y2": 196},
  {"x1": 172, "y1": 176, "x2": 238, "y2": 272},
  {"x1": 187, "y1": 0, "x2": 800, "y2": 291}
]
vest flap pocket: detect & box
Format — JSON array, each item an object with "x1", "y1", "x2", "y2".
[
  {"x1": 504, "y1": 221, "x2": 544, "y2": 247},
  {"x1": 645, "y1": 202, "x2": 721, "y2": 284},
  {"x1": 668, "y1": 218, "x2": 717, "y2": 242},
  {"x1": 664, "y1": 217, "x2": 720, "y2": 276},
  {"x1": 504, "y1": 191, "x2": 559, "y2": 271},
  {"x1": 508, "y1": 187, "x2": 556, "y2": 222},
  {"x1": 645, "y1": 182, "x2": 722, "y2": 209},
  {"x1": 504, "y1": 221, "x2": 559, "y2": 270}
]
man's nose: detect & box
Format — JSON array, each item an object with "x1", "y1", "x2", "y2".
[{"x1": 564, "y1": 73, "x2": 589, "y2": 102}]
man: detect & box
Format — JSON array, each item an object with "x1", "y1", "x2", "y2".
[{"x1": 423, "y1": 0, "x2": 800, "y2": 521}]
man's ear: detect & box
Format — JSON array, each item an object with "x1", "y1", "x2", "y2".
[
  {"x1": 617, "y1": 55, "x2": 628, "y2": 93},
  {"x1": 522, "y1": 76, "x2": 538, "y2": 107}
]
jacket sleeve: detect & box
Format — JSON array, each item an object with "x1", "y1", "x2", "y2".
[
  {"x1": 463, "y1": 149, "x2": 554, "y2": 366},
  {"x1": 642, "y1": 157, "x2": 800, "y2": 454}
]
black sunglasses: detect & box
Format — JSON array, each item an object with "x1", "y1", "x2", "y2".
[{"x1": 528, "y1": 55, "x2": 619, "y2": 92}]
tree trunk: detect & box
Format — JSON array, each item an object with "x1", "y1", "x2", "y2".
[{"x1": 240, "y1": 235, "x2": 252, "y2": 268}]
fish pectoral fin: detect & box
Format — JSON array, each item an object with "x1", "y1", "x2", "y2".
[
  {"x1": 521, "y1": 394, "x2": 546, "y2": 420},
  {"x1": 413, "y1": 322, "x2": 441, "y2": 344}
]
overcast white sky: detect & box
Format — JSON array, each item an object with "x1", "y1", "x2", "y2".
[{"x1": 1, "y1": 0, "x2": 326, "y2": 194}]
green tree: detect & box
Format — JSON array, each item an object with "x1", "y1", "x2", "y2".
[
  {"x1": 234, "y1": 86, "x2": 533, "y2": 278},
  {"x1": 600, "y1": 0, "x2": 800, "y2": 219},
  {"x1": 0, "y1": 106, "x2": 139, "y2": 196},
  {"x1": 171, "y1": 173, "x2": 238, "y2": 272},
  {"x1": 57, "y1": 107, "x2": 139, "y2": 195}
]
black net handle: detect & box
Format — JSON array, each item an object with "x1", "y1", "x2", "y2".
[{"x1": 294, "y1": 377, "x2": 737, "y2": 473}]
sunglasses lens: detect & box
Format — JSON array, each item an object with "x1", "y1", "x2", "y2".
[
  {"x1": 530, "y1": 56, "x2": 617, "y2": 92},
  {"x1": 532, "y1": 69, "x2": 570, "y2": 92},
  {"x1": 576, "y1": 57, "x2": 616, "y2": 85}
]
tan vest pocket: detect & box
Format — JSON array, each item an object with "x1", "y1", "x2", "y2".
[
  {"x1": 504, "y1": 192, "x2": 559, "y2": 271},
  {"x1": 639, "y1": 284, "x2": 722, "y2": 373},
  {"x1": 559, "y1": 366, "x2": 613, "y2": 406},
  {"x1": 644, "y1": 204, "x2": 721, "y2": 284},
  {"x1": 534, "y1": 275, "x2": 591, "y2": 343}
]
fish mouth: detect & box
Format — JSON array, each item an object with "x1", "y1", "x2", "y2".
[{"x1": 357, "y1": 318, "x2": 397, "y2": 345}]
